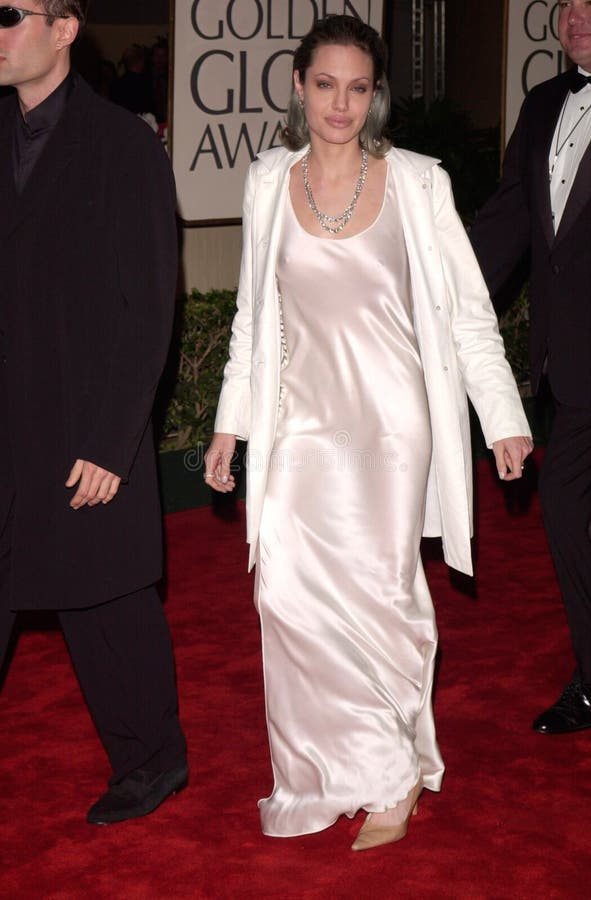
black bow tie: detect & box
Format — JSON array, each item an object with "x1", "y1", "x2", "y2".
[{"x1": 568, "y1": 68, "x2": 591, "y2": 93}]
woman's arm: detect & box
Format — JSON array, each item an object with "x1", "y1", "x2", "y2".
[
  {"x1": 213, "y1": 163, "x2": 257, "y2": 441},
  {"x1": 432, "y1": 165, "x2": 533, "y2": 475},
  {"x1": 203, "y1": 165, "x2": 258, "y2": 492}
]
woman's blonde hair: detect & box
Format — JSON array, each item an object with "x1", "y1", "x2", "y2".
[{"x1": 281, "y1": 15, "x2": 392, "y2": 158}]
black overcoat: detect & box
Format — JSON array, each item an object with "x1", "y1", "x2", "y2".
[
  {"x1": 470, "y1": 71, "x2": 591, "y2": 409},
  {"x1": 0, "y1": 75, "x2": 178, "y2": 610}
]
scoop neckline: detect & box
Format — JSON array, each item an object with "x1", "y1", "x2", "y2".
[{"x1": 287, "y1": 162, "x2": 389, "y2": 243}]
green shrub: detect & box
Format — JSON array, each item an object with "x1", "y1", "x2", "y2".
[{"x1": 159, "y1": 288, "x2": 237, "y2": 451}]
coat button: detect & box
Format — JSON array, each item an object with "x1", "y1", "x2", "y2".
[
  {"x1": 552, "y1": 264, "x2": 560, "y2": 275},
  {"x1": 435, "y1": 305, "x2": 441, "y2": 310},
  {"x1": 443, "y1": 366, "x2": 448, "y2": 371}
]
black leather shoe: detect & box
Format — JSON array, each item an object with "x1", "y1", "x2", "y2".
[
  {"x1": 532, "y1": 680, "x2": 591, "y2": 734},
  {"x1": 87, "y1": 763, "x2": 189, "y2": 825}
]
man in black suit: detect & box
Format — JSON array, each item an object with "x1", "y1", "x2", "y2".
[
  {"x1": 471, "y1": 0, "x2": 591, "y2": 734},
  {"x1": 0, "y1": 1, "x2": 188, "y2": 819}
]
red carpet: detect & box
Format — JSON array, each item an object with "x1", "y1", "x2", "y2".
[{"x1": 1, "y1": 452, "x2": 590, "y2": 899}]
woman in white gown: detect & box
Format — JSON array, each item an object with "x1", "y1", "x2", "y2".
[{"x1": 205, "y1": 16, "x2": 533, "y2": 851}]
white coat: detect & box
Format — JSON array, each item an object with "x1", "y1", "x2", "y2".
[{"x1": 214, "y1": 145, "x2": 531, "y2": 575}]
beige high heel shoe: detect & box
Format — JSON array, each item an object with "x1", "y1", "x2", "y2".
[{"x1": 351, "y1": 776, "x2": 424, "y2": 852}]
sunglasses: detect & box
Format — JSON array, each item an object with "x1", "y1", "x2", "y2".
[{"x1": 0, "y1": 6, "x2": 68, "y2": 28}]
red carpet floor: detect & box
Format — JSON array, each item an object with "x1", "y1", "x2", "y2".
[{"x1": 1, "y1": 452, "x2": 590, "y2": 899}]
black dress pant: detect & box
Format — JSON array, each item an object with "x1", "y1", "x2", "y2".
[
  {"x1": 1, "y1": 584, "x2": 187, "y2": 784},
  {"x1": 539, "y1": 401, "x2": 591, "y2": 684}
]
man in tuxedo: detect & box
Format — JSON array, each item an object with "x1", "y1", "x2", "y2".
[
  {"x1": 0, "y1": 1, "x2": 188, "y2": 819},
  {"x1": 471, "y1": 0, "x2": 591, "y2": 734}
]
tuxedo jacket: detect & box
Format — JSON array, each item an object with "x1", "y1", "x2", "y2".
[
  {"x1": 471, "y1": 71, "x2": 591, "y2": 409},
  {"x1": 0, "y1": 75, "x2": 178, "y2": 610}
]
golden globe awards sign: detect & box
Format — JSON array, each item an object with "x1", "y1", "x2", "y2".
[
  {"x1": 504, "y1": 0, "x2": 566, "y2": 143},
  {"x1": 172, "y1": 1, "x2": 384, "y2": 223}
]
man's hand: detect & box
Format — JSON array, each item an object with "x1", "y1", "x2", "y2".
[
  {"x1": 492, "y1": 436, "x2": 534, "y2": 481},
  {"x1": 66, "y1": 459, "x2": 122, "y2": 509}
]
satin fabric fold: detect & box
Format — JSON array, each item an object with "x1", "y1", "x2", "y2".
[{"x1": 256, "y1": 169, "x2": 444, "y2": 837}]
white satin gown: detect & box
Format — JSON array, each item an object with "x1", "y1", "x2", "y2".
[{"x1": 256, "y1": 167, "x2": 445, "y2": 837}]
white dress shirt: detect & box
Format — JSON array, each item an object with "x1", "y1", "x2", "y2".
[{"x1": 549, "y1": 67, "x2": 591, "y2": 231}]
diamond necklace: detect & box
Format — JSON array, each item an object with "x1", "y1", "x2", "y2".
[{"x1": 301, "y1": 149, "x2": 368, "y2": 234}]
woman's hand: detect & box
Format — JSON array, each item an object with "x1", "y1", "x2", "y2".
[
  {"x1": 492, "y1": 435, "x2": 534, "y2": 481},
  {"x1": 203, "y1": 433, "x2": 237, "y2": 493}
]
